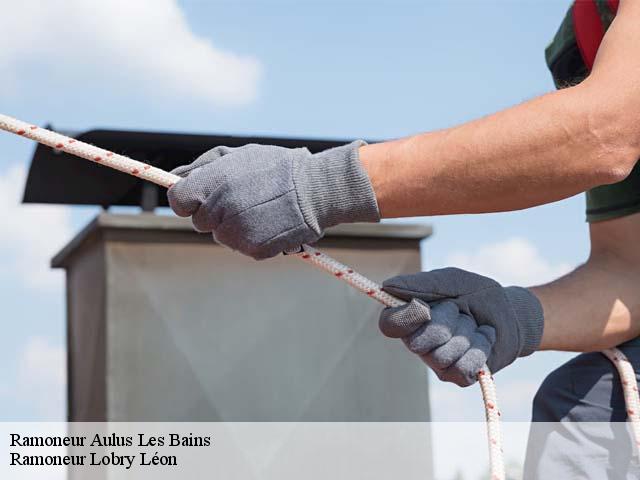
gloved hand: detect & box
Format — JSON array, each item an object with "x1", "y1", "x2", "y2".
[
  {"x1": 167, "y1": 141, "x2": 379, "y2": 259},
  {"x1": 379, "y1": 268, "x2": 544, "y2": 386}
]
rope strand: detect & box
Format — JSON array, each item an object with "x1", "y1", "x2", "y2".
[{"x1": 3, "y1": 112, "x2": 640, "y2": 479}]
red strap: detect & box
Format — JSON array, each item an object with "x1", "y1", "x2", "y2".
[
  {"x1": 608, "y1": 0, "x2": 619, "y2": 14},
  {"x1": 573, "y1": 0, "x2": 605, "y2": 70}
]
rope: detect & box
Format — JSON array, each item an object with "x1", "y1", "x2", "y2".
[
  {"x1": 601, "y1": 348, "x2": 640, "y2": 450},
  {"x1": 0, "y1": 114, "x2": 180, "y2": 188},
  {"x1": 2, "y1": 112, "x2": 639, "y2": 479}
]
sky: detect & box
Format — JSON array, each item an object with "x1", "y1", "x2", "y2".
[{"x1": 0, "y1": 0, "x2": 586, "y2": 434}]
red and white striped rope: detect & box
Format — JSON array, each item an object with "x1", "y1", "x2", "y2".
[
  {"x1": 0, "y1": 114, "x2": 180, "y2": 188},
  {"x1": 2, "y1": 112, "x2": 639, "y2": 479},
  {"x1": 601, "y1": 348, "x2": 640, "y2": 449}
]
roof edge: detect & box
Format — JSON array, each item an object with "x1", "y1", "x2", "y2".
[{"x1": 51, "y1": 213, "x2": 432, "y2": 268}]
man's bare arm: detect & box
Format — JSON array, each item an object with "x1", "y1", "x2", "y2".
[
  {"x1": 534, "y1": 212, "x2": 640, "y2": 352},
  {"x1": 361, "y1": 0, "x2": 640, "y2": 218}
]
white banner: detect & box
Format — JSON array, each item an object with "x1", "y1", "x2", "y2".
[{"x1": 1, "y1": 422, "x2": 638, "y2": 479}]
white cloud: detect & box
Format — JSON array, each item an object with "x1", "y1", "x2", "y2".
[
  {"x1": 0, "y1": 164, "x2": 74, "y2": 290},
  {"x1": 445, "y1": 237, "x2": 573, "y2": 286},
  {"x1": 0, "y1": 0, "x2": 261, "y2": 106},
  {"x1": 17, "y1": 336, "x2": 66, "y2": 420}
]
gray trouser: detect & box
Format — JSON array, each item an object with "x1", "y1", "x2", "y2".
[{"x1": 524, "y1": 339, "x2": 640, "y2": 479}]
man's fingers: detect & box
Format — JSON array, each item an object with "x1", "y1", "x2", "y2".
[
  {"x1": 382, "y1": 268, "x2": 499, "y2": 302},
  {"x1": 425, "y1": 313, "x2": 475, "y2": 370},
  {"x1": 402, "y1": 300, "x2": 459, "y2": 354},
  {"x1": 442, "y1": 325, "x2": 496, "y2": 386},
  {"x1": 378, "y1": 298, "x2": 431, "y2": 338},
  {"x1": 171, "y1": 163, "x2": 199, "y2": 177},
  {"x1": 382, "y1": 271, "x2": 446, "y2": 302},
  {"x1": 167, "y1": 178, "x2": 201, "y2": 218},
  {"x1": 450, "y1": 349, "x2": 491, "y2": 387},
  {"x1": 167, "y1": 146, "x2": 238, "y2": 217},
  {"x1": 475, "y1": 324, "x2": 497, "y2": 346},
  {"x1": 170, "y1": 146, "x2": 234, "y2": 177}
]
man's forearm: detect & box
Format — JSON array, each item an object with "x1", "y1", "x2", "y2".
[
  {"x1": 533, "y1": 247, "x2": 640, "y2": 353},
  {"x1": 360, "y1": 83, "x2": 638, "y2": 218},
  {"x1": 361, "y1": 0, "x2": 640, "y2": 219}
]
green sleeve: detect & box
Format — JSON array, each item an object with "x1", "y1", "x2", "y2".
[{"x1": 586, "y1": 163, "x2": 640, "y2": 222}]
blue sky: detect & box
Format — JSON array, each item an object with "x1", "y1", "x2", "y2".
[{"x1": 0, "y1": 0, "x2": 585, "y2": 423}]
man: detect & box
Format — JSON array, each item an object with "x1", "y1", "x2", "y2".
[{"x1": 168, "y1": 0, "x2": 640, "y2": 474}]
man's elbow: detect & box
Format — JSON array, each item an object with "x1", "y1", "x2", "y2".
[
  {"x1": 591, "y1": 148, "x2": 637, "y2": 186},
  {"x1": 580, "y1": 86, "x2": 640, "y2": 186}
]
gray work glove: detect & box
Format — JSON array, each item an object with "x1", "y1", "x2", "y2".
[
  {"x1": 167, "y1": 141, "x2": 379, "y2": 260},
  {"x1": 379, "y1": 268, "x2": 544, "y2": 386}
]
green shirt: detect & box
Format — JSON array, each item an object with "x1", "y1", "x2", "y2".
[{"x1": 546, "y1": 1, "x2": 640, "y2": 222}]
